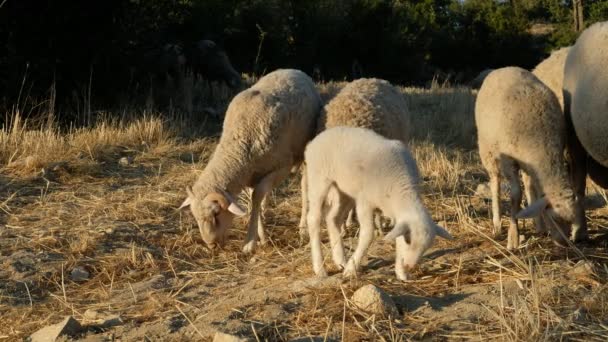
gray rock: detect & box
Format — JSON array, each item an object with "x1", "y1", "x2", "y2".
[
  {"x1": 70, "y1": 266, "x2": 90, "y2": 282},
  {"x1": 29, "y1": 316, "x2": 83, "y2": 342},
  {"x1": 351, "y1": 284, "x2": 399, "y2": 317},
  {"x1": 568, "y1": 260, "x2": 597, "y2": 278},
  {"x1": 82, "y1": 309, "x2": 123, "y2": 329},
  {"x1": 118, "y1": 156, "x2": 133, "y2": 166}
]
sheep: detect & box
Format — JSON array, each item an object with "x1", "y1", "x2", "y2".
[
  {"x1": 179, "y1": 69, "x2": 322, "y2": 253},
  {"x1": 532, "y1": 46, "x2": 571, "y2": 110},
  {"x1": 563, "y1": 21, "x2": 608, "y2": 242},
  {"x1": 475, "y1": 67, "x2": 576, "y2": 250},
  {"x1": 304, "y1": 126, "x2": 453, "y2": 280},
  {"x1": 297, "y1": 78, "x2": 410, "y2": 234}
]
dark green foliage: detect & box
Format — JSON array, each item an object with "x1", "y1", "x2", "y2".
[{"x1": 1, "y1": 0, "x2": 607, "y2": 117}]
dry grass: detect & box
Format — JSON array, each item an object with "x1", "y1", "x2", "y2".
[{"x1": 0, "y1": 81, "x2": 606, "y2": 341}]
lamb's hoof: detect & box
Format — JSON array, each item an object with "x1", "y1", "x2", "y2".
[
  {"x1": 333, "y1": 258, "x2": 346, "y2": 270},
  {"x1": 315, "y1": 268, "x2": 328, "y2": 278},
  {"x1": 396, "y1": 270, "x2": 412, "y2": 282},
  {"x1": 242, "y1": 240, "x2": 257, "y2": 254},
  {"x1": 342, "y1": 262, "x2": 358, "y2": 279}
]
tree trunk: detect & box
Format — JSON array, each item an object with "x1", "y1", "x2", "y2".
[{"x1": 573, "y1": 0, "x2": 584, "y2": 32}]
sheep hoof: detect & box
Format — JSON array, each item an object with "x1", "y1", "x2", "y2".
[
  {"x1": 396, "y1": 270, "x2": 411, "y2": 282},
  {"x1": 343, "y1": 262, "x2": 358, "y2": 279},
  {"x1": 242, "y1": 240, "x2": 257, "y2": 254},
  {"x1": 315, "y1": 268, "x2": 328, "y2": 278}
]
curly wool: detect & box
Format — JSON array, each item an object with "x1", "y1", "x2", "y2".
[{"x1": 532, "y1": 46, "x2": 571, "y2": 110}]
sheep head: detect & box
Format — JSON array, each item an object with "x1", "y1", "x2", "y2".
[
  {"x1": 517, "y1": 192, "x2": 576, "y2": 242},
  {"x1": 385, "y1": 221, "x2": 453, "y2": 271},
  {"x1": 179, "y1": 187, "x2": 247, "y2": 249}
]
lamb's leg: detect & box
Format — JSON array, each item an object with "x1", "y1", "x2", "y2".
[
  {"x1": 395, "y1": 235, "x2": 409, "y2": 281},
  {"x1": 242, "y1": 166, "x2": 291, "y2": 254},
  {"x1": 343, "y1": 202, "x2": 374, "y2": 278},
  {"x1": 522, "y1": 172, "x2": 546, "y2": 234},
  {"x1": 504, "y1": 163, "x2": 522, "y2": 250},
  {"x1": 298, "y1": 167, "x2": 308, "y2": 236},
  {"x1": 489, "y1": 171, "x2": 502, "y2": 237},
  {"x1": 325, "y1": 187, "x2": 347, "y2": 269},
  {"x1": 340, "y1": 209, "x2": 356, "y2": 237},
  {"x1": 307, "y1": 181, "x2": 333, "y2": 278}
]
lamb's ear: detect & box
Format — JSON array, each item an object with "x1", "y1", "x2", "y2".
[
  {"x1": 517, "y1": 197, "x2": 549, "y2": 219},
  {"x1": 179, "y1": 186, "x2": 195, "y2": 210},
  {"x1": 434, "y1": 224, "x2": 454, "y2": 240},
  {"x1": 384, "y1": 222, "x2": 411, "y2": 241},
  {"x1": 219, "y1": 189, "x2": 247, "y2": 217}
]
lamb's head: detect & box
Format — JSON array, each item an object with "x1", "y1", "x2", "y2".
[
  {"x1": 517, "y1": 190, "x2": 576, "y2": 243},
  {"x1": 179, "y1": 187, "x2": 247, "y2": 249},
  {"x1": 385, "y1": 220, "x2": 454, "y2": 271}
]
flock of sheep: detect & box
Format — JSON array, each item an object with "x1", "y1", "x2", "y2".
[{"x1": 178, "y1": 21, "x2": 608, "y2": 281}]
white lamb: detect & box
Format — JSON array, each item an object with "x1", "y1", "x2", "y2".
[
  {"x1": 179, "y1": 69, "x2": 321, "y2": 253},
  {"x1": 304, "y1": 126, "x2": 454, "y2": 281},
  {"x1": 298, "y1": 78, "x2": 410, "y2": 234}
]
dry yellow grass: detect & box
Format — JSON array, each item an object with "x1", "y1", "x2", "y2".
[{"x1": 0, "y1": 81, "x2": 606, "y2": 341}]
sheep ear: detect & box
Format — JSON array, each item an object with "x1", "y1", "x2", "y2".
[
  {"x1": 517, "y1": 197, "x2": 549, "y2": 219},
  {"x1": 228, "y1": 202, "x2": 247, "y2": 217},
  {"x1": 384, "y1": 222, "x2": 410, "y2": 241},
  {"x1": 435, "y1": 224, "x2": 454, "y2": 240},
  {"x1": 179, "y1": 186, "x2": 195, "y2": 209},
  {"x1": 219, "y1": 189, "x2": 247, "y2": 217},
  {"x1": 179, "y1": 197, "x2": 192, "y2": 210}
]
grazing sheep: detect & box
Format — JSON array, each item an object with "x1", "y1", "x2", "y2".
[
  {"x1": 532, "y1": 46, "x2": 571, "y2": 110},
  {"x1": 304, "y1": 126, "x2": 453, "y2": 280},
  {"x1": 476, "y1": 67, "x2": 576, "y2": 250},
  {"x1": 180, "y1": 69, "x2": 321, "y2": 253},
  {"x1": 563, "y1": 21, "x2": 608, "y2": 241},
  {"x1": 185, "y1": 40, "x2": 242, "y2": 89},
  {"x1": 298, "y1": 78, "x2": 410, "y2": 233}
]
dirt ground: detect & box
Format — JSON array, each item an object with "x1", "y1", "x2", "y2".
[{"x1": 1, "y1": 84, "x2": 607, "y2": 341}]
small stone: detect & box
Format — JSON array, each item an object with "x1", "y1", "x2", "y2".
[
  {"x1": 83, "y1": 309, "x2": 100, "y2": 321},
  {"x1": 568, "y1": 260, "x2": 596, "y2": 278},
  {"x1": 118, "y1": 156, "x2": 133, "y2": 166},
  {"x1": 97, "y1": 315, "x2": 123, "y2": 329},
  {"x1": 213, "y1": 331, "x2": 253, "y2": 342},
  {"x1": 70, "y1": 266, "x2": 90, "y2": 282},
  {"x1": 351, "y1": 284, "x2": 399, "y2": 317},
  {"x1": 29, "y1": 316, "x2": 82, "y2": 342},
  {"x1": 474, "y1": 183, "x2": 491, "y2": 199}
]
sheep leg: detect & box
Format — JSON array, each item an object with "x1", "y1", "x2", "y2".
[
  {"x1": 340, "y1": 209, "x2": 356, "y2": 237},
  {"x1": 343, "y1": 202, "x2": 375, "y2": 278},
  {"x1": 570, "y1": 143, "x2": 588, "y2": 242},
  {"x1": 325, "y1": 187, "x2": 347, "y2": 269},
  {"x1": 503, "y1": 163, "x2": 522, "y2": 250},
  {"x1": 307, "y1": 181, "x2": 333, "y2": 278},
  {"x1": 257, "y1": 194, "x2": 268, "y2": 245},
  {"x1": 242, "y1": 166, "x2": 291, "y2": 254},
  {"x1": 522, "y1": 172, "x2": 546, "y2": 234},
  {"x1": 489, "y1": 170, "x2": 502, "y2": 237},
  {"x1": 298, "y1": 167, "x2": 308, "y2": 236},
  {"x1": 395, "y1": 235, "x2": 409, "y2": 281}
]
